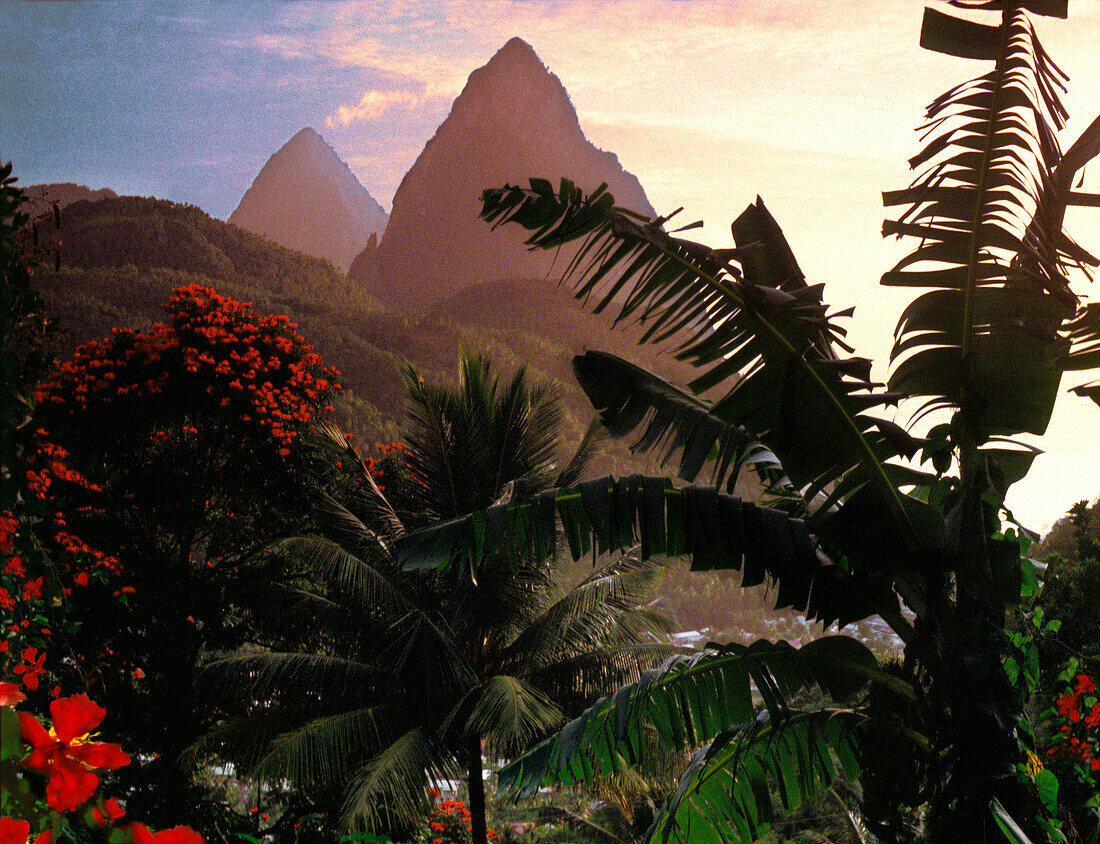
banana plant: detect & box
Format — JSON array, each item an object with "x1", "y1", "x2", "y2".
[{"x1": 393, "y1": 2, "x2": 1100, "y2": 840}]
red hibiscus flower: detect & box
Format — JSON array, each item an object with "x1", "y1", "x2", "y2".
[
  {"x1": 13, "y1": 647, "x2": 46, "y2": 691},
  {"x1": 0, "y1": 682, "x2": 26, "y2": 707},
  {"x1": 0, "y1": 818, "x2": 50, "y2": 844},
  {"x1": 0, "y1": 818, "x2": 30, "y2": 844},
  {"x1": 18, "y1": 694, "x2": 129, "y2": 812},
  {"x1": 90, "y1": 797, "x2": 126, "y2": 828},
  {"x1": 128, "y1": 823, "x2": 206, "y2": 844}
]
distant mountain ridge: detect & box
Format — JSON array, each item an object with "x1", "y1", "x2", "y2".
[
  {"x1": 361, "y1": 37, "x2": 655, "y2": 308},
  {"x1": 34, "y1": 195, "x2": 679, "y2": 455},
  {"x1": 25, "y1": 183, "x2": 117, "y2": 216},
  {"x1": 44, "y1": 195, "x2": 347, "y2": 293},
  {"x1": 229, "y1": 128, "x2": 388, "y2": 273}
]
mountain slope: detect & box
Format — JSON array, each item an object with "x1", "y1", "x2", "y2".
[
  {"x1": 35, "y1": 196, "x2": 675, "y2": 457},
  {"x1": 364, "y1": 37, "x2": 655, "y2": 307},
  {"x1": 48, "y1": 196, "x2": 347, "y2": 294},
  {"x1": 229, "y1": 128, "x2": 388, "y2": 273}
]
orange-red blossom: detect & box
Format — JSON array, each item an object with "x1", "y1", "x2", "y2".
[
  {"x1": 0, "y1": 817, "x2": 51, "y2": 844},
  {"x1": 128, "y1": 824, "x2": 206, "y2": 844},
  {"x1": 0, "y1": 681, "x2": 26, "y2": 707},
  {"x1": 17, "y1": 694, "x2": 129, "y2": 812}
]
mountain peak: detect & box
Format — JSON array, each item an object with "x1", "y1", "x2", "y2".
[
  {"x1": 229, "y1": 128, "x2": 388, "y2": 273},
  {"x1": 286, "y1": 126, "x2": 327, "y2": 150},
  {"x1": 367, "y1": 37, "x2": 654, "y2": 307},
  {"x1": 492, "y1": 37, "x2": 543, "y2": 66}
]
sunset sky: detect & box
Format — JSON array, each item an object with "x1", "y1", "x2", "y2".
[{"x1": 4, "y1": 0, "x2": 1100, "y2": 532}]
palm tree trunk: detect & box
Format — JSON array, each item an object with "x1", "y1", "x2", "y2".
[{"x1": 467, "y1": 733, "x2": 488, "y2": 844}]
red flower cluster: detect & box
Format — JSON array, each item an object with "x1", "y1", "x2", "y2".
[
  {"x1": 2, "y1": 500, "x2": 120, "y2": 688},
  {"x1": 0, "y1": 514, "x2": 16, "y2": 552},
  {"x1": 1046, "y1": 673, "x2": 1100, "y2": 771},
  {"x1": 422, "y1": 797, "x2": 500, "y2": 844},
  {"x1": 363, "y1": 440, "x2": 415, "y2": 495},
  {"x1": 22, "y1": 441, "x2": 103, "y2": 501},
  {"x1": 35, "y1": 285, "x2": 340, "y2": 456}
]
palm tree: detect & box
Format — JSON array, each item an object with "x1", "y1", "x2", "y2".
[
  {"x1": 394, "y1": 3, "x2": 1100, "y2": 841},
  {"x1": 193, "y1": 353, "x2": 672, "y2": 842}
]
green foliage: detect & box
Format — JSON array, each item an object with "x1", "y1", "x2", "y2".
[
  {"x1": 1, "y1": 161, "x2": 59, "y2": 506},
  {"x1": 498, "y1": 636, "x2": 894, "y2": 795},
  {"x1": 195, "y1": 355, "x2": 672, "y2": 841},
  {"x1": 1034, "y1": 497, "x2": 1100, "y2": 564},
  {"x1": 1028, "y1": 499, "x2": 1100, "y2": 839},
  {"x1": 394, "y1": 474, "x2": 897, "y2": 628},
  {"x1": 391, "y1": 3, "x2": 1100, "y2": 840}
]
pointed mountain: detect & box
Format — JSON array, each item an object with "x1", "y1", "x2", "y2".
[
  {"x1": 364, "y1": 37, "x2": 655, "y2": 307},
  {"x1": 229, "y1": 128, "x2": 388, "y2": 273}
]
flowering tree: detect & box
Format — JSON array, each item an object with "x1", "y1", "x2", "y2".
[
  {"x1": 2, "y1": 166, "x2": 205, "y2": 843},
  {"x1": 30, "y1": 285, "x2": 342, "y2": 823},
  {"x1": 2, "y1": 163, "x2": 123, "y2": 727}
]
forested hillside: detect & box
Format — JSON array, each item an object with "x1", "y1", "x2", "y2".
[
  {"x1": 37, "y1": 196, "x2": 657, "y2": 449},
  {"x1": 34, "y1": 195, "x2": 861, "y2": 648}
]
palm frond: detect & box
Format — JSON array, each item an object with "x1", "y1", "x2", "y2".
[
  {"x1": 400, "y1": 362, "x2": 488, "y2": 522},
  {"x1": 273, "y1": 535, "x2": 411, "y2": 621},
  {"x1": 481, "y1": 182, "x2": 934, "y2": 549},
  {"x1": 495, "y1": 555, "x2": 670, "y2": 677},
  {"x1": 393, "y1": 476, "x2": 900, "y2": 626},
  {"x1": 314, "y1": 420, "x2": 406, "y2": 540},
  {"x1": 186, "y1": 706, "x2": 331, "y2": 773},
  {"x1": 447, "y1": 551, "x2": 555, "y2": 649},
  {"x1": 554, "y1": 417, "x2": 607, "y2": 489},
  {"x1": 484, "y1": 355, "x2": 562, "y2": 496},
  {"x1": 310, "y1": 490, "x2": 401, "y2": 559},
  {"x1": 645, "y1": 709, "x2": 864, "y2": 844},
  {"x1": 400, "y1": 353, "x2": 565, "y2": 523},
  {"x1": 241, "y1": 580, "x2": 364, "y2": 644},
  {"x1": 340, "y1": 727, "x2": 458, "y2": 832},
  {"x1": 445, "y1": 675, "x2": 564, "y2": 759},
  {"x1": 522, "y1": 642, "x2": 678, "y2": 716},
  {"x1": 192, "y1": 703, "x2": 414, "y2": 793},
  {"x1": 196, "y1": 651, "x2": 384, "y2": 710},
  {"x1": 379, "y1": 607, "x2": 479, "y2": 694},
  {"x1": 252, "y1": 704, "x2": 409, "y2": 789},
  {"x1": 497, "y1": 635, "x2": 907, "y2": 797},
  {"x1": 884, "y1": 5, "x2": 1098, "y2": 439}
]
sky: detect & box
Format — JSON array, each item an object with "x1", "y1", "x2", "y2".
[{"x1": 3, "y1": 0, "x2": 1100, "y2": 533}]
